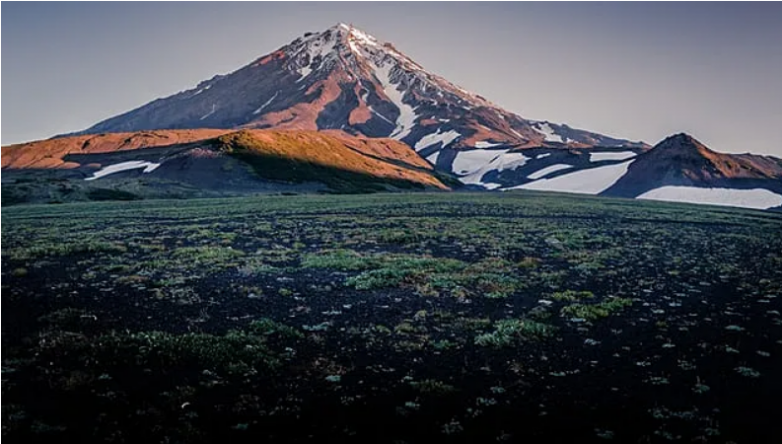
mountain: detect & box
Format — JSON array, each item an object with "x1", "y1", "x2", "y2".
[
  {"x1": 503, "y1": 133, "x2": 782, "y2": 210},
  {"x1": 4, "y1": 130, "x2": 782, "y2": 210},
  {"x1": 1, "y1": 129, "x2": 448, "y2": 204},
  {"x1": 74, "y1": 23, "x2": 647, "y2": 187},
  {"x1": 600, "y1": 133, "x2": 782, "y2": 209},
  {"x1": 604, "y1": 133, "x2": 782, "y2": 196},
  {"x1": 9, "y1": 24, "x2": 782, "y2": 210}
]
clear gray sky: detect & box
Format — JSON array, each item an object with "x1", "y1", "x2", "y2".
[{"x1": 3, "y1": 2, "x2": 781, "y2": 156}]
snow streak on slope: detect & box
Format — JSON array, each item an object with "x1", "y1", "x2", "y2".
[
  {"x1": 414, "y1": 129, "x2": 461, "y2": 151},
  {"x1": 373, "y1": 60, "x2": 418, "y2": 140},
  {"x1": 292, "y1": 32, "x2": 338, "y2": 82},
  {"x1": 453, "y1": 149, "x2": 529, "y2": 186},
  {"x1": 474, "y1": 141, "x2": 504, "y2": 148},
  {"x1": 514, "y1": 160, "x2": 634, "y2": 194},
  {"x1": 200, "y1": 104, "x2": 217, "y2": 121},
  {"x1": 253, "y1": 92, "x2": 279, "y2": 115},
  {"x1": 637, "y1": 186, "x2": 782, "y2": 210},
  {"x1": 532, "y1": 122, "x2": 564, "y2": 143},
  {"x1": 527, "y1": 163, "x2": 573, "y2": 180},
  {"x1": 452, "y1": 150, "x2": 508, "y2": 176},
  {"x1": 85, "y1": 161, "x2": 161, "y2": 181},
  {"x1": 192, "y1": 84, "x2": 212, "y2": 96},
  {"x1": 589, "y1": 151, "x2": 637, "y2": 162}
]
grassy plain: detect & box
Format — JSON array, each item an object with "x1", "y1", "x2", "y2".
[{"x1": 3, "y1": 192, "x2": 782, "y2": 443}]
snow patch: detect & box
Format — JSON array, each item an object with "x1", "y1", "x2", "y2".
[
  {"x1": 414, "y1": 129, "x2": 461, "y2": 151},
  {"x1": 589, "y1": 151, "x2": 637, "y2": 162},
  {"x1": 192, "y1": 84, "x2": 212, "y2": 96},
  {"x1": 510, "y1": 128, "x2": 525, "y2": 140},
  {"x1": 452, "y1": 150, "x2": 507, "y2": 176},
  {"x1": 483, "y1": 183, "x2": 503, "y2": 190},
  {"x1": 533, "y1": 122, "x2": 565, "y2": 143},
  {"x1": 293, "y1": 32, "x2": 337, "y2": 82},
  {"x1": 474, "y1": 141, "x2": 503, "y2": 149},
  {"x1": 85, "y1": 161, "x2": 161, "y2": 181},
  {"x1": 426, "y1": 151, "x2": 439, "y2": 165},
  {"x1": 296, "y1": 65, "x2": 312, "y2": 82},
  {"x1": 637, "y1": 186, "x2": 782, "y2": 210},
  {"x1": 491, "y1": 152, "x2": 530, "y2": 173},
  {"x1": 527, "y1": 164, "x2": 574, "y2": 180},
  {"x1": 374, "y1": 60, "x2": 418, "y2": 140},
  {"x1": 514, "y1": 160, "x2": 634, "y2": 194},
  {"x1": 347, "y1": 27, "x2": 378, "y2": 49},
  {"x1": 536, "y1": 153, "x2": 551, "y2": 160},
  {"x1": 453, "y1": 149, "x2": 529, "y2": 185}
]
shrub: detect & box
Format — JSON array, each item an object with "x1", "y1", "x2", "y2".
[
  {"x1": 347, "y1": 268, "x2": 409, "y2": 290},
  {"x1": 249, "y1": 318, "x2": 303, "y2": 339},
  {"x1": 561, "y1": 297, "x2": 632, "y2": 321},
  {"x1": 301, "y1": 249, "x2": 374, "y2": 271},
  {"x1": 410, "y1": 379, "x2": 456, "y2": 395},
  {"x1": 475, "y1": 318, "x2": 556, "y2": 347},
  {"x1": 172, "y1": 246, "x2": 244, "y2": 264},
  {"x1": 551, "y1": 290, "x2": 594, "y2": 302}
]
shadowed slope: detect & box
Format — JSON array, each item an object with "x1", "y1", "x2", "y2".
[{"x1": 2, "y1": 129, "x2": 448, "y2": 204}]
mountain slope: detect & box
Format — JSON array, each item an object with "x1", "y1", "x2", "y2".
[
  {"x1": 75, "y1": 23, "x2": 647, "y2": 180},
  {"x1": 603, "y1": 133, "x2": 782, "y2": 197},
  {"x1": 20, "y1": 24, "x2": 782, "y2": 209},
  {"x1": 2, "y1": 129, "x2": 231, "y2": 170},
  {"x1": 2, "y1": 129, "x2": 448, "y2": 204},
  {"x1": 500, "y1": 133, "x2": 782, "y2": 210}
]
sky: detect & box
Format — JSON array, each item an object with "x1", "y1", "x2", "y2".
[{"x1": 2, "y1": 2, "x2": 781, "y2": 156}]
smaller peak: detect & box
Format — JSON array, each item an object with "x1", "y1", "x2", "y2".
[
  {"x1": 669, "y1": 132, "x2": 696, "y2": 142},
  {"x1": 654, "y1": 132, "x2": 712, "y2": 154},
  {"x1": 662, "y1": 132, "x2": 702, "y2": 146}
]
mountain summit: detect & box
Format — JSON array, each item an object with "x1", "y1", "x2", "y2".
[
  {"x1": 603, "y1": 133, "x2": 782, "y2": 199},
  {"x1": 79, "y1": 24, "x2": 645, "y2": 161}
]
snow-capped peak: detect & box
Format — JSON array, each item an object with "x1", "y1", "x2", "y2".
[
  {"x1": 272, "y1": 25, "x2": 470, "y2": 102},
  {"x1": 82, "y1": 22, "x2": 649, "y2": 165},
  {"x1": 342, "y1": 24, "x2": 379, "y2": 51},
  {"x1": 294, "y1": 23, "x2": 380, "y2": 54}
]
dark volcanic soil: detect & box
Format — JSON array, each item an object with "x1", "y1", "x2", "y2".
[{"x1": 2, "y1": 192, "x2": 782, "y2": 443}]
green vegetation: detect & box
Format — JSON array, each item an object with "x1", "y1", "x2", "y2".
[
  {"x1": 172, "y1": 246, "x2": 245, "y2": 264},
  {"x1": 475, "y1": 318, "x2": 557, "y2": 347},
  {"x1": 301, "y1": 249, "x2": 373, "y2": 271},
  {"x1": 6, "y1": 240, "x2": 127, "y2": 261},
  {"x1": 2, "y1": 192, "x2": 781, "y2": 444},
  {"x1": 249, "y1": 318, "x2": 304, "y2": 339},
  {"x1": 560, "y1": 298, "x2": 633, "y2": 321},
  {"x1": 551, "y1": 290, "x2": 595, "y2": 302}
]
